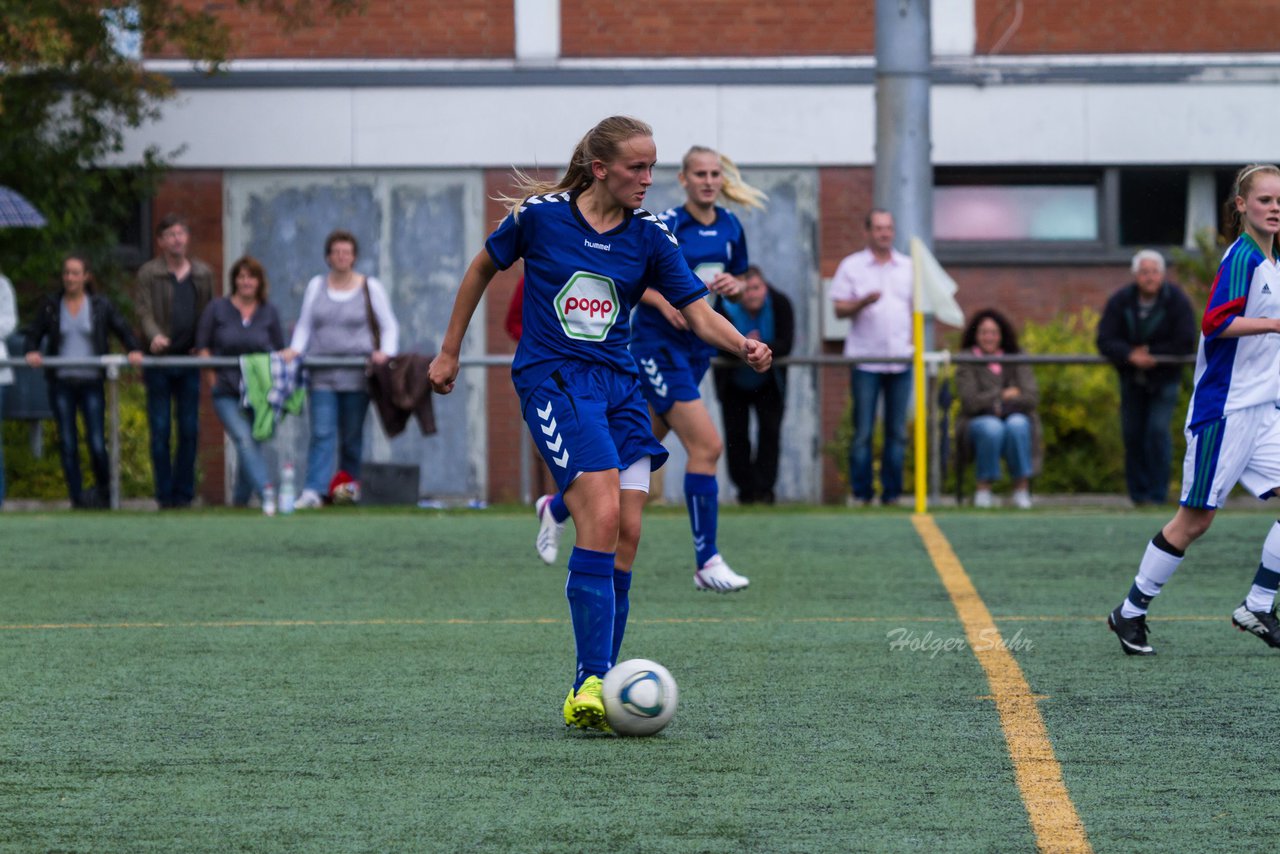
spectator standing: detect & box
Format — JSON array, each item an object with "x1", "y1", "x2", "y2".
[
  {"x1": 954, "y1": 308, "x2": 1039, "y2": 509},
  {"x1": 0, "y1": 270, "x2": 15, "y2": 507},
  {"x1": 829, "y1": 209, "x2": 914, "y2": 506},
  {"x1": 24, "y1": 255, "x2": 143, "y2": 508},
  {"x1": 135, "y1": 213, "x2": 214, "y2": 508},
  {"x1": 1097, "y1": 249, "x2": 1197, "y2": 506},
  {"x1": 713, "y1": 265, "x2": 795, "y2": 504},
  {"x1": 196, "y1": 255, "x2": 286, "y2": 510},
  {"x1": 282, "y1": 229, "x2": 398, "y2": 508}
]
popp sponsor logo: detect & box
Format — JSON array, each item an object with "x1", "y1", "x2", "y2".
[{"x1": 555, "y1": 272, "x2": 620, "y2": 342}]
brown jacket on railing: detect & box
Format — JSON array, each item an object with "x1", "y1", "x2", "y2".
[{"x1": 368, "y1": 353, "x2": 437, "y2": 438}]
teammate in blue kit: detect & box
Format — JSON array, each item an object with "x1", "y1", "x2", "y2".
[
  {"x1": 1108, "y1": 163, "x2": 1280, "y2": 655},
  {"x1": 428, "y1": 116, "x2": 772, "y2": 730},
  {"x1": 539, "y1": 146, "x2": 767, "y2": 592}
]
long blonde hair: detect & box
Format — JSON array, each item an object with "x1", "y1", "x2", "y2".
[
  {"x1": 1226, "y1": 163, "x2": 1280, "y2": 241},
  {"x1": 681, "y1": 145, "x2": 768, "y2": 211},
  {"x1": 498, "y1": 116, "x2": 654, "y2": 216}
]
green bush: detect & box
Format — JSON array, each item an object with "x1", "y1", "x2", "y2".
[
  {"x1": 3, "y1": 376, "x2": 156, "y2": 500},
  {"x1": 824, "y1": 308, "x2": 1192, "y2": 497}
]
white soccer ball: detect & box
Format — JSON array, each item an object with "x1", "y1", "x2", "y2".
[{"x1": 602, "y1": 658, "x2": 678, "y2": 736}]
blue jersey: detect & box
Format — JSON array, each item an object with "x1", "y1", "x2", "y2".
[
  {"x1": 631, "y1": 205, "x2": 749, "y2": 357},
  {"x1": 485, "y1": 191, "x2": 709, "y2": 400}
]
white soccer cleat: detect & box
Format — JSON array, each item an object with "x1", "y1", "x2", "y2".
[
  {"x1": 535, "y1": 494, "x2": 565, "y2": 565},
  {"x1": 694, "y1": 554, "x2": 749, "y2": 593}
]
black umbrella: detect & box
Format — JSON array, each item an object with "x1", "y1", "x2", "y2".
[{"x1": 0, "y1": 185, "x2": 46, "y2": 228}]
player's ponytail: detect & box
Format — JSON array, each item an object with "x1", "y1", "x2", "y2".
[
  {"x1": 1225, "y1": 163, "x2": 1280, "y2": 240},
  {"x1": 681, "y1": 146, "x2": 768, "y2": 211},
  {"x1": 499, "y1": 116, "x2": 654, "y2": 217}
]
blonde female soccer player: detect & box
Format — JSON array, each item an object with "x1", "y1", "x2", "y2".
[
  {"x1": 536, "y1": 146, "x2": 767, "y2": 594},
  {"x1": 1108, "y1": 163, "x2": 1280, "y2": 655},
  {"x1": 428, "y1": 117, "x2": 771, "y2": 730}
]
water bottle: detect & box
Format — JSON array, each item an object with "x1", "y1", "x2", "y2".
[{"x1": 279, "y1": 463, "x2": 296, "y2": 515}]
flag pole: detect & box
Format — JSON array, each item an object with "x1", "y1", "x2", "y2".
[{"x1": 911, "y1": 243, "x2": 928, "y2": 514}]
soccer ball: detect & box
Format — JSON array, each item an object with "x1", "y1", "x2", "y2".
[{"x1": 602, "y1": 658, "x2": 678, "y2": 736}]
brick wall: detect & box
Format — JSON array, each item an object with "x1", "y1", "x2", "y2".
[
  {"x1": 974, "y1": 0, "x2": 1278, "y2": 54},
  {"x1": 150, "y1": 171, "x2": 227, "y2": 506},
  {"x1": 155, "y1": 1, "x2": 1280, "y2": 62},
  {"x1": 560, "y1": 0, "x2": 873, "y2": 58},
  {"x1": 156, "y1": 0, "x2": 513, "y2": 59}
]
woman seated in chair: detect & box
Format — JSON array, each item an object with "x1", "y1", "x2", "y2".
[{"x1": 955, "y1": 308, "x2": 1038, "y2": 509}]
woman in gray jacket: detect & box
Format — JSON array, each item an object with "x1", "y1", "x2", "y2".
[{"x1": 954, "y1": 308, "x2": 1039, "y2": 509}]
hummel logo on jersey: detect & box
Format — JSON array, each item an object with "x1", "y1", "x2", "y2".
[
  {"x1": 536, "y1": 401, "x2": 570, "y2": 468},
  {"x1": 584, "y1": 239, "x2": 611, "y2": 251},
  {"x1": 698, "y1": 229, "x2": 718, "y2": 237},
  {"x1": 640, "y1": 357, "x2": 668, "y2": 398},
  {"x1": 1265, "y1": 284, "x2": 1272, "y2": 294}
]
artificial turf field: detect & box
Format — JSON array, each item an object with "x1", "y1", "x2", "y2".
[{"x1": 3, "y1": 506, "x2": 1280, "y2": 852}]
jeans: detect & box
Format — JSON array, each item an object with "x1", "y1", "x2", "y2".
[
  {"x1": 144, "y1": 366, "x2": 201, "y2": 507},
  {"x1": 212, "y1": 393, "x2": 271, "y2": 505},
  {"x1": 849, "y1": 368, "x2": 912, "y2": 503},
  {"x1": 1119, "y1": 376, "x2": 1181, "y2": 504},
  {"x1": 969, "y1": 413, "x2": 1033, "y2": 483},
  {"x1": 305, "y1": 388, "x2": 370, "y2": 495},
  {"x1": 50, "y1": 379, "x2": 109, "y2": 506}
]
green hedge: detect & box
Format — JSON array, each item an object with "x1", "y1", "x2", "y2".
[
  {"x1": 823, "y1": 308, "x2": 1192, "y2": 497},
  {"x1": 3, "y1": 376, "x2": 156, "y2": 500}
]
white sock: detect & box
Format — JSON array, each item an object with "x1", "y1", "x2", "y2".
[{"x1": 1120, "y1": 539, "x2": 1184, "y2": 618}]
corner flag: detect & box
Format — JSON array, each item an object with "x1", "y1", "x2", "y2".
[{"x1": 910, "y1": 237, "x2": 965, "y2": 328}]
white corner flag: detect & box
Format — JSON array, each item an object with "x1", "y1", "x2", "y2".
[{"x1": 910, "y1": 237, "x2": 965, "y2": 328}]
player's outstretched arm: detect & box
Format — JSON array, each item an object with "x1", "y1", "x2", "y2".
[
  {"x1": 680, "y1": 298, "x2": 772, "y2": 373},
  {"x1": 429, "y1": 250, "x2": 500, "y2": 394}
]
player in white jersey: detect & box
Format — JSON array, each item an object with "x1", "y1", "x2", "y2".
[
  {"x1": 428, "y1": 116, "x2": 772, "y2": 730},
  {"x1": 1108, "y1": 163, "x2": 1280, "y2": 655}
]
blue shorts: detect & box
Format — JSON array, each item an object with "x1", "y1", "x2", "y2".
[
  {"x1": 631, "y1": 344, "x2": 710, "y2": 415},
  {"x1": 522, "y1": 361, "x2": 669, "y2": 493}
]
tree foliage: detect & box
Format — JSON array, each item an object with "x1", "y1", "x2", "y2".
[{"x1": 0, "y1": 1, "x2": 360, "y2": 307}]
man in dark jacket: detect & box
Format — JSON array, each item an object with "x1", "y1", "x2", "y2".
[
  {"x1": 713, "y1": 265, "x2": 795, "y2": 504},
  {"x1": 1097, "y1": 249, "x2": 1197, "y2": 506},
  {"x1": 134, "y1": 213, "x2": 214, "y2": 508}
]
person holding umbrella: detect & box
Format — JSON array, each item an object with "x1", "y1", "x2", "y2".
[{"x1": 0, "y1": 183, "x2": 49, "y2": 508}]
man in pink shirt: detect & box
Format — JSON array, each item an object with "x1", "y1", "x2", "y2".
[{"x1": 829, "y1": 209, "x2": 914, "y2": 506}]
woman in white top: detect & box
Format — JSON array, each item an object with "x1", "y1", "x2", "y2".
[{"x1": 283, "y1": 229, "x2": 398, "y2": 507}]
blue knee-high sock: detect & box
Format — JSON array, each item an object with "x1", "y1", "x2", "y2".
[
  {"x1": 611, "y1": 569, "x2": 632, "y2": 668},
  {"x1": 566, "y1": 547, "x2": 615, "y2": 690},
  {"x1": 684, "y1": 472, "x2": 719, "y2": 567},
  {"x1": 549, "y1": 493, "x2": 569, "y2": 524}
]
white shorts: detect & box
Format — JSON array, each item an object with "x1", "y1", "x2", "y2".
[{"x1": 1180, "y1": 403, "x2": 1280, "y2": 509}]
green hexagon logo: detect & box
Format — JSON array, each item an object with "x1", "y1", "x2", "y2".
[{"x1": 555, "y1": 272, "x2": 620, "y2": 342}]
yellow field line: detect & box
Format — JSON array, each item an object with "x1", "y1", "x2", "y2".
[{"x1": 912, "y1": 514, "x2": 1093, "y2": 854}]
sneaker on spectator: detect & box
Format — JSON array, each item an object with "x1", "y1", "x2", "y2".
[
  {"x1": 295, "y1": 489, "x2": 324, "y2": 510},
  {"x1": 974, "y1": 488, "x2": 994, "y2": 509},
  {"x1": 1012, "y1": 488, "x2": 1033, "y2": 510}
]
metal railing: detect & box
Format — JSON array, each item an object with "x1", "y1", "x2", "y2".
[{"x1": 0, "y1": 351, "x2": 1195, "y2": 509}]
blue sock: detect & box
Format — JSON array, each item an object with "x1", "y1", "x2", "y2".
[
  {"x1": 549, "y1": 493, "x2": 569, "y2": 524},
  {"x1": 684, "y1": 472, "x2": 719, "y2": 567},
  {"x1": 611, "y1": 569, "x2": 632, "y2": 668},
  {"x1": 566, "y1": 547, "x2": 615, "y2": 690}
]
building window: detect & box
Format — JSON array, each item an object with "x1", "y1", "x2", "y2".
[{"x1": 935, "y1": 185, "x2": 1098, "y2": 241}]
